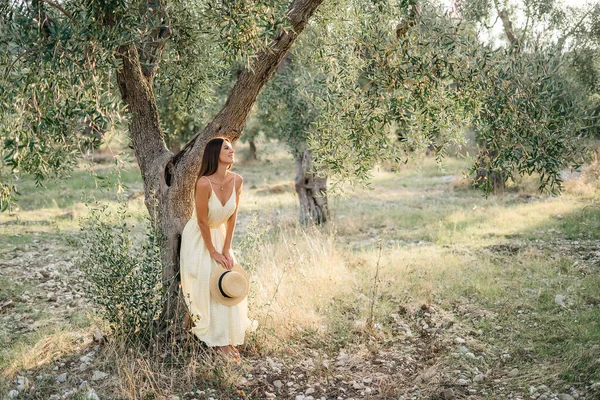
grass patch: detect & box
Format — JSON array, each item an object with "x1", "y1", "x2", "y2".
[
  {"x1": 0, "y1": 277, "x2": 28, "y2": 302},
  {"x1": 0, "y1": 234, "x2": 34, "y2": 250},
  {"x1": 13, "y1": 167, "x2": 143, "y2": 212},
  {"x1": 1, "y1": 326, "x2": 95, "y2": 378}
]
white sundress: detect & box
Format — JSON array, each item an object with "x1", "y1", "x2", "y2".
[{"x1": 180, "y1": 175, "x2": 251, "y2": 346}]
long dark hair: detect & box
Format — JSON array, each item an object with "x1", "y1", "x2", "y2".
[{"x1": 198, "y1": 137, "x2": 232, "y2": 178}]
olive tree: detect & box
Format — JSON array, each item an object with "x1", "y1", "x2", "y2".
[
  {"x1": 0, "y1": 0, "x2": 325, "y2": 327},
  {"x1": 249, "y1": 51, "x2": 328, "y2": 224},
  {"x1": 454, "y1": 0, "x2": 600, "y2": 190},
  {"x1": 299, "y1": 0, "x2": 594, "y2": 193}
]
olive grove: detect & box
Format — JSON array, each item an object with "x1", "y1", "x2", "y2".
[{"x1": 1, "y1": 0, "x2": 598, "y2": 331}]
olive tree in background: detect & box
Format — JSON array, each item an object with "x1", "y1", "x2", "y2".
[
  {"x1": 455, "y1": 0, "x2": 600, "y2": 191},
  {"x1": 246, "y1": 0, "x2": 597, "y2": 224},
  {"x1": 302, "y1": 0, "x2": 597, "y2": 193},
  {"x1": 249, "y1": 52, "x2": 327, "y2": 224}
]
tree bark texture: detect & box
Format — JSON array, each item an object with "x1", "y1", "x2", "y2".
[
  {"x1": 295, "y1": 150, "x2": 328, "y2": 225},
  {"x1": 116, "y1": 0, "x2": 325, "y2": 331}
]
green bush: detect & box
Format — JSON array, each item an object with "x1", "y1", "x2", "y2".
[{"x1": 75, "y1": 203, "x2": 165, "y2": 343}]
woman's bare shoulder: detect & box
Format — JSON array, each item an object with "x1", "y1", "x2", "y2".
[
  {"x1": 195, "y1": 177, "x2": 211, "y2": 193},
  {"x1": 231, "y1": 172, "x2": 243, "y2": 187}
]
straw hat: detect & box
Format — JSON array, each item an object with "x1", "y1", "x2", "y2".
[{"x1": 209, "y1": 264, "x2": 249, "y2": 306}]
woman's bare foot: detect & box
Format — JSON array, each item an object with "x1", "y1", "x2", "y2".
[
  {"x1": 182, "y1": 313, "x2": 192, "y2": 329},
  {"x1": 217, "y1": 345, "x2": 232, "y2": 356},
  {"x1": 216, "y1": 346, "x2": 241, "y2": 363},
  {"x1": 228, "y1": 345, "x2": 241, "y2": 361}
]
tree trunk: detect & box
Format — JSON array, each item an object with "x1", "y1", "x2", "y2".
[
  {"x1": 248, "y1": 138, "x2": 258, "y2": 161},
  {"x1": 294, "y1": 150, "x2": 328, "y2": 224},
  {"x1": 115, "y1": 43, "x2": 188, "y2": 333},
  {"x1": 497, "y1": 8, "x2": 521, "y2": 51},
  {"x1": 116, "y1": 0, "x2": 325, "y2": 333},
  {"x1": 473, "y1": 149, "x2": 505, "y2": 194}
]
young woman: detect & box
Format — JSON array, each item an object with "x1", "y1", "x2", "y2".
[{"x1": 180, "y1": 137, "x2": 250, "y2": 360}]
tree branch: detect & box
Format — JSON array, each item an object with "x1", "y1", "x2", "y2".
[
  {"x1": 40, "y1": 0, "x2": 75, "y2": 24},
  {"x1": 484, "y1": 15, "x2": 500, "y2": 30},
  {"x1": 137, "y1": 0, "x2": 171, "y2": 80},
  {"x1": 497, "y1": 8, "x2": 521, "y2": 50},
  {"x1": 172, "y1": 0, "x2": 325, "y2": 170},
  {"x1": 3, "y1": 46, "x2": 42, "y2": 79},
  {"x1": 111, "y1": 0, "x2": 171, "y2": 195},
  {"x1": 520, "y1": 3, "x2": 531, "y2": 46},
  {"x1": 396, "y1": 2, "x2": 420, "y2": 38},
  {"x1": 164, "y1": 0, "x2": 324, "y2": 227},
  {"x1": 557, "y1": 4, "x2": 598, "y2": 51},
  {"x1": 116, "y1": 44, "x2": 170, "y2": 184}
]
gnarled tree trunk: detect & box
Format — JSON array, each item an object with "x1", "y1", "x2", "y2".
[
  {"x1": 116, "y1": 0, "x2": 325, "y2": 334},
  {"x1": 294, "y1": 150, "x2": 328, "y2": 225}
]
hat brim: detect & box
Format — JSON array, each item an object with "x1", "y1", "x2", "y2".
[{"x1": 209, "y1": 264, "x2": 249, "y2": 307}]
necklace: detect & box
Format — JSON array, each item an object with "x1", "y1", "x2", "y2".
[{"x1": 208, "y1": 177, "x2": 227, "y2": 191}]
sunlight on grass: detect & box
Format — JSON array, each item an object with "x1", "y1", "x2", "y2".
[
  {"x1": 2, "y1": 326, "x2": 96, "y2": 378},
  {"x1": 437, "y1": 198, "x2": 585, "y2": 244},
  {"x1": 245, "y1": 222, "x2": 355, "y2": 352}
]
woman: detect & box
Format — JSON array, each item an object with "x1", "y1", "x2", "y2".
[{"x1": 180, "y1": 137, "x2": 251, "y2": 360}]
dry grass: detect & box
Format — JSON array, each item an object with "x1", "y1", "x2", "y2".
[
  {"x1": 103, "y1": 336, "x2": 245, "y2": 399},
  {"x1": 247, "y1": 224, "x2": 356, "y2": 351},
  {"x1": 3, "y1": 326, "x2": 96, "y2": 378}
]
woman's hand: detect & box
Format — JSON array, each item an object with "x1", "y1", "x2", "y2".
[
  {"x1": 210, "y1": 249, "x2": 234, "y2": 270},
  {"x1": 222, "y1": 247, "x2": 234, "y2": 270}
]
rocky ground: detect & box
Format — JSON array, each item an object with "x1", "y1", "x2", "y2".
[{"x1": 1, "y1": 232, "x2": 600, "y2": 399}]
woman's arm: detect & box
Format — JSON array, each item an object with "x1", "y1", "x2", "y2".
[
  {"x1": 195, "y1": 178, "x2": 231, "y2": 269},
  {"x1": 223, "y1": 174, "x2": 243, "y2": 263}
]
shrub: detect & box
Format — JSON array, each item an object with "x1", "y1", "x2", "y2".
[{"x1": 75, "y1": 202, "x2": 165, "y2": 343}]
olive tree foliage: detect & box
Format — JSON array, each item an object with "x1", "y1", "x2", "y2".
[
  {"x1": 287, "y1": 0, "x2": 597, "y2": 193},
  {"x1": 247, "y1": 0, "x2": 477, "y2": 196},
  {"x1": 0, "y1": 0, "x2": 294, "y2": 211},
  {"x1": 248, "y1": 54, "x2": 318, "y2": 158},
  {"x1": 153, "y1": 0, "x2": 291, "y2": 151},
  {"x1": 561, "y1": 3, "x2": 600, "y2": 138},
  {"x1": 455, "y1": 0, "x2": 600, "y2": 107},
  {"x1": 0, "y1": 0, "x2": 122, "y2": 210},
  {"x1": 242, "y1": 0, "x2": 596, "y2": 200},
  {"x1": 455, "y1": 0, "x2": 600, "y2": 190},
  {"x1": 295, "y1": 1, "x2": 470, "y2": 183},
  {"x1": 1, "y1": 0, "x2": 597, "y2": 206},
  {"x1": 249, "y1": 0, "x2": 474, "y2": 219}
]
